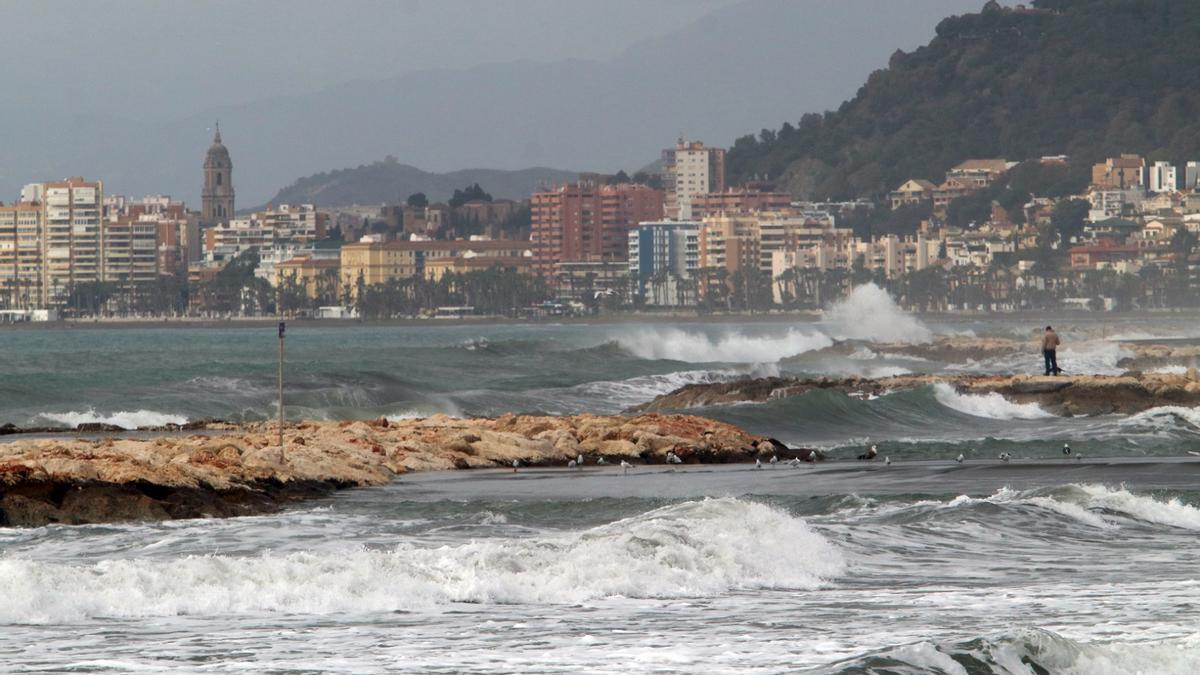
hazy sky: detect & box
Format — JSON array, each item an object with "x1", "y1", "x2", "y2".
[
  {"x1": 0, "y1": 0, "x2": 984, "y2": 204},
  {"x1": 0, "y1": 0, "x2": 736, "y2": 120}
]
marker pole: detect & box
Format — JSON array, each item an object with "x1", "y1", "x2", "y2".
[{"x1": 278, "y1": 321, "x2": 286, "y2": 448}]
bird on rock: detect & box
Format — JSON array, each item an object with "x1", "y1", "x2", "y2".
[
  {"x1": 999, "y1": 452, "x2": 1011, "y2": 462},
  {"x1": 769, "y1": 455, "x2": 779, "y2": 468},
  {"x1": 620, "y1": 459, "x2": 633, "y2": 474},
  {"x1": 755, "y1": 458, "x2": 763, "y2": 469},
  {"x1": 1063, "y1": 443, "x2": 1072, "y2": 456},
  {"x1": 956, "y1": 453, "x2": 964, "y2": 463},
  {"x1": 567, "y1": 459, "x2": 577, "y2": 469},
  {"x1": 858, "y1": 444, "x2": 878, "y2": 461},
  {"x1": 512, "y1": 459, "x2": 520, "y2": 472}
]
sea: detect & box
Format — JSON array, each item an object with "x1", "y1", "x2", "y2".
[{"x1": 4, "y1": 285, "x2": 1200, "y2": 673}]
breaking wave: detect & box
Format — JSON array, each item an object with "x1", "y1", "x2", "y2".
[
  {"x1": 824, "y1": 283, "x2": 933, "y2": 344},
  {"x1": 0, "y1": 498, "x2": 843, "y2": 623},
  {"x1": 613, "y1": 327, "x2": 831, "y2": 363},
  {"x1": 822, "y1": 627, "x2": 1200, "y2": 675},
  {"x1": 932, "y1": 382, "x2": 1052, "y2": 420},
  {"x1": 31, "y1": 408, "x2": 188, "y2": 429}
]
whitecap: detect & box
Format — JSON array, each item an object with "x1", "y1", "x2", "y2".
[
  {"x1": 932, "y1": 383, "x2": 1052, "y2": 420},
  {"x1": 613, "y1": 327, "x2": 831, "y2": 363},
  {"x1": 823, "y1": 284, "x2": 933, "y2": 344},
  {"x1": 32, "y1": 408, "x2": 188, "y2": 429},
  {"x1": 0, "y1": 497, "x2": 843, "y2": 623}
]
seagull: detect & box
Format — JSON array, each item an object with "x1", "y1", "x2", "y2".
[
  {"x1": 512, "y1": 459, "x2": 520, "y2": 472},
  {"x1": 769, "y1": 455, "x2": 779, "y2": 468},
  {"x1": 577, "y1": 453, "x2": 585, "y2": 466},
  {"x1": 884, "y1": 456, "x2": 891, "y2": 466},
  {"x1": 858, "y1": 444, "x2": 878, "y2": 461},
  {"x1": 788, "y1": 457, "x2": 802, "y2": 467},
  {"x1": 804, "y1": 450, "x2": 817, "y2": 464},
  {"x1": 666, "y1": 451, "x2": 683, "y2": 465},
  {"x1": 755, "y1": 458, "x2": 763, "y2": 469},
  {"x1": 567, "y1": 459, "x2": 577, "y2": 469},
  {"x1": 999, "y1": 452, "x2": 1011, "y2": 462},
  {"x1": 620, "y1": 459, "x2": 633, "y2": 474},
  {"x1": 956, "y1": 453, "x2": 964, "y2": 463},
  {"x1": 1062, "y1": 443, "x2": 1072, "y2": 456},
  {"x1": 597, "y1": 457, "x2": 608, "y2": 465}
]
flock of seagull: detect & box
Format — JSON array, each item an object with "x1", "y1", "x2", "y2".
[{"x1": 509, "y1": 441, "x2": 1083, "y2": 473}]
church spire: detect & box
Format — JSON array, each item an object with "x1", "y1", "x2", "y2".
[{"x1": 213, "y1": 121, "x2": 221, "y2": 144}]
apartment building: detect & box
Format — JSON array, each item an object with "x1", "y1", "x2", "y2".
[
  {"x1": 339, "y1": 237, "x2": 531, "y2": 297},
  {"x1": 627, "y1": 221, "x2": 699, "y2": 305},
  {"x1": 530, "y1": 183, "x2": 663, "y2": 278},
  {"x1": 42, "y1": 178, "x2": 103, "y2": 304},
  {"x1": 689, "y1": 189, "x2": 791, "y2": 219},
  {"x1": 662, "y1": 139, "x2": 726, "y2": 220},
  {"x1": 1148, "y1": 161, "x2": 1179, "y2": 193},
  {"x1": 1092, "y1": 154, "x2": 1146, "y2": 190},
  {"x1": 0, "y1": 202, "x2": 44, "y2": 308}
]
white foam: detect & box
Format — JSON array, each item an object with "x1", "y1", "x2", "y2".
[
  {"x1": 1075, "y1": 484, "x2": 1200, "y2": 531},
  {"x1": 1120, "y1": 406, "x2": 1200, "y2": 433},
  {"x1": 614, "y1": 327, "x2": 831, "y2": 363},
  {"x1": 33, "y1": 409, "x2": 188, "y2": 429},
  {"x1": 1151, "y1": 365, "x2": 1190, "y2": 375},
  {"x1": 0, "y1": 498, "x2": 843, "y2": 623},
  {"x1": 932, "y1": 383, "x2": 1052, "y2": 420},
  {"x1": 823, "y1": 284, "x2": 933, "y2": 344}
]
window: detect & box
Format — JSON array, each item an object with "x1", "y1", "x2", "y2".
[{"x1": 216, "y1": 173, "x2": 223, "y2": 186}]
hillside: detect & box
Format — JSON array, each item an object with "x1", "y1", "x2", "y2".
[
  {"x1": 727, "y1": 0, "x2": 1200, "y2": 200},
  {"x1": 262, "y1": 158, "x2": 576, "y2": 207}
]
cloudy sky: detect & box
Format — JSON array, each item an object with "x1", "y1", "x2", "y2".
[{"x1": 0, "y1": 0, "x2": 982, "y2": 204}]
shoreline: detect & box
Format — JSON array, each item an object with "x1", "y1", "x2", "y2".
[{"x1": 6, "y1": 307, "x2": 1200, "y2": 331}]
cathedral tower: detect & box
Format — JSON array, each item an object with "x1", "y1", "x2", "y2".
[{"x1": 201, "y1": 123, "x2": 234, "y2": 223}]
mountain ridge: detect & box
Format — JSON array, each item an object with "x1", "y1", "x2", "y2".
[{"x1": 261, "y1": 159, "x2": 577, "y2": 208}]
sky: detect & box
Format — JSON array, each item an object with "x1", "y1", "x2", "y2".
[{"x1": 0, "y1": 0, "x2": 984, "y2": 205}]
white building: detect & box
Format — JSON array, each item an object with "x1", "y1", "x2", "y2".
[
  {"x1": 662, "y1": 139, "x2": 725, "y2": 220},
  {"x1": 1148, "y1": 161, "x2": 1178, "y2": 193},
  {"x1": 1185, "y1": 161, "x2": 1200, "y2": 191},
  {"x1": 41, "y1": 178, "x2": 103, "y2": 305},
  {"x1": 628, "y1": 221, "x2": 699, "y2": 306}
]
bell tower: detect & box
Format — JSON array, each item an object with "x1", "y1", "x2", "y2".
[{"x1": 201, "y1": 122, "x2": 235, "y2": 223}]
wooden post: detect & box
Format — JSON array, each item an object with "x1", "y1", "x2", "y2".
[{"x1": 278, "y1": 321, "x2": 286, "y2": 448}]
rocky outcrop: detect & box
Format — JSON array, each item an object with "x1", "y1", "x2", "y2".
[
  {"x1": 0, "y1": 413, "x2": 762, "y2": 526},
  {"x1": 636, "y1": 372, "x2": 1200, "y2": 417}
]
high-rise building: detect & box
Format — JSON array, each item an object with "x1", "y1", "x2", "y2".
[
  {"x1": 201, "y1": 124, "x2": 234, "y2": 224},
  {"x1": 0, "y1": 202, "x2": 44, "y2": 309},
  {"x1": 42, "y1": 178, "x2": 103, "y2": 304},
  {"x1": 530, "y1": 182, "x2": 663, "y2": 278},
  {"x1": 662, "y1": 139, "x2": 726, "y2": 220},
  {"x1": 1186, "y1": 161, "x2": 1200, "y2": 191},
  {"x1": 1148, "y1": 161, "x2": 1178, "y2": 193},
  {"x1": 627, "y1": 221, "x2": 699, "y2": 305}
]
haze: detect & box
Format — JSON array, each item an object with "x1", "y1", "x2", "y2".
[{"x1": 1, "y1": 0, "x2": 980, "y2": 206}]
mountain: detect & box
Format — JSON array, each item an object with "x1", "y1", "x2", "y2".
[
  {"x1": 262, "y1": 159, "x2": 576, "y2": 208},
  {"x1": 727, "y1": 0, "x2": 1200, "y2": 200},
  {"x1": 0, "y1": 0, "x2": 977, "y2": 207}
]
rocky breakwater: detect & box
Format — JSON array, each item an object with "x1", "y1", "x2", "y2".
[
  {"x1": 0, "y1": 413, "x2": 761, "y2": 527},
  {"x1": 636, "y1": 371, "x2": 1200, "y2": 417}
]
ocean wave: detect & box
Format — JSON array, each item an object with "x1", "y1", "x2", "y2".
[
  {"x1": 932, "y1": 382, "x2": 1052, "y2": 420},
  {"x1": 0, "y1": 498, "x2": 843, "y2": 623},
  {"x1": 1119, "y1": 406, "x2": 1200, "y2": 433},
  {"x1": 31, "y1": 408, "x2": 188, "y2": 429},
  {"x1": 823, "y1": 284, "x2": 933, "y2": 344},
  {"x1": 1074, "y1": 484, "x2": 1200, "y2": 531},
  {"x1": 827, "y1": 484, "x2": 1200, "y2": 532},
  {"x1": 820, "y1": 627, "x2": 1200, "y2": 675},
  {"x1": 613, "y1": 327, "x2": 831, "y2": 363}
]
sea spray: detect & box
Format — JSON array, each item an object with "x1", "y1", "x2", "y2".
[
  {"x1": 33, "y1": 409, "x2": 189, "y2": 429},
  {"x1": 0, "y1": 498, "x2": 843, "y2": 623},
  {"x1": 824, "y1": 284, "x2": 933, "y2": 344},
  {"x1": 932, "y1": 382, "x2": 1052, "y2": 420},
  {"x1": 613, "y1": 327, "x2": 831, "y2": 363}
]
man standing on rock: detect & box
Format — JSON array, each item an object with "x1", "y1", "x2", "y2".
[{"x1": 1043, "y1": 326, "x2": 1061, "y2": 376}]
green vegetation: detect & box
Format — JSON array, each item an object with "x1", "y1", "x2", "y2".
[{"x1": 727, "y1": 0, "x2": 1200, "y2": 200}]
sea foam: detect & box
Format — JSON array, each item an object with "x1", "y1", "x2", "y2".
[
  {"x1": 33, "y1": 409, "x2": 188, "y2": 429},
  {"x1": 824, "y1": 283, "x2": 933, "y2": 344},
  {"x1": 614, "y1": 327, "x2": 831, "y2": 363},
  {"x1": 932, "y1": 382, "x2": 1052, "y2": 420},
  {"x1": 0, "y1": 498, "x2": 843, "y2": 623}
]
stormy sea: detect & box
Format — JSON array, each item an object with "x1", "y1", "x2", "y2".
[{"x1": 5, "y1": 286, "x2": 1200, "y2": 673}]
